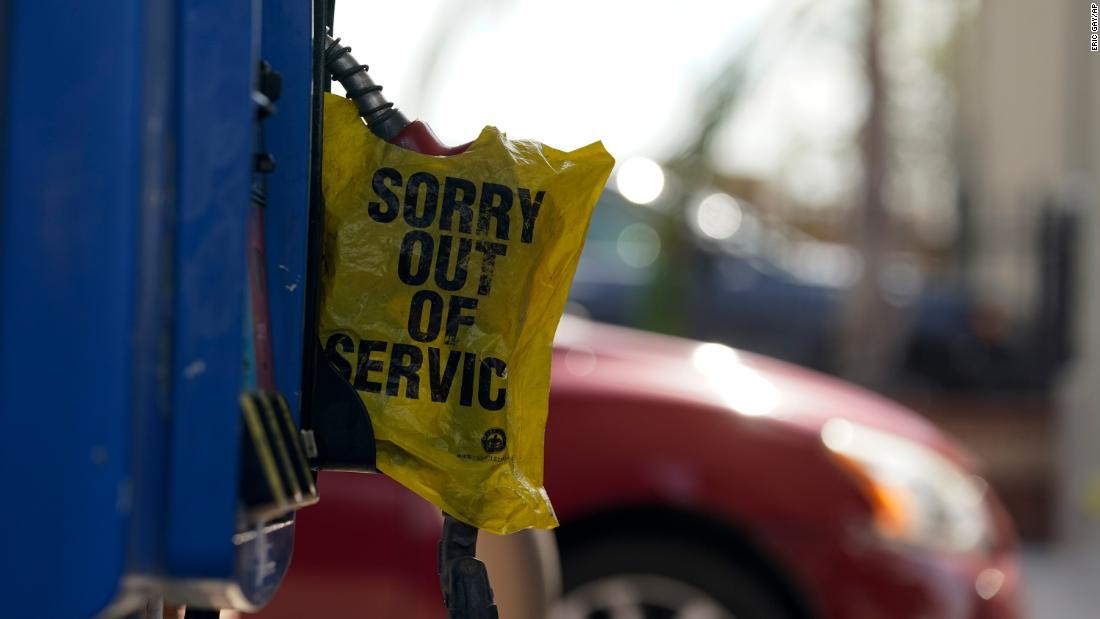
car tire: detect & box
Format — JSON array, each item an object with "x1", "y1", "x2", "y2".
[{"x1": 557, "y1": 536, "x2": 793, "y2": 619}]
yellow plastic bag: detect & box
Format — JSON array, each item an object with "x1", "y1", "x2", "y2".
[{"x1": 320, "y1": 94, "x2": 614, "y2": 534}]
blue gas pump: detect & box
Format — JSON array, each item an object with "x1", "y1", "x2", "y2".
[
  {"x1": 0, "y1": 1, "x2": 505, "y2": 615},
  {"x1": 0, "y1": 1, "x2": 324, "y2": 616}
]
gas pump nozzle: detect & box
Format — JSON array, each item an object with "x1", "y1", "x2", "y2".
[
  {"x1": 320, "y1": 34, "x2": 497, "y2": 619},
  {"x1": 439, "y1": 515, "x2": 499, "y2": 619}
]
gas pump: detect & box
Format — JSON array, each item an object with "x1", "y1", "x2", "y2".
[
  {"x1": 0, "y1": 1, "x2": 502, "y2": 617},
  {"x1": 0, "y1": 0, "x2": 313, "y2": 614}
]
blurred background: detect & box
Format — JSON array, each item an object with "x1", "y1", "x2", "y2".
[{"x1": 340, "y1": 0, "x2": 1100, "y2": 615}]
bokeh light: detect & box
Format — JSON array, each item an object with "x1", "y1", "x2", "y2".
[
  {"x1": 615, "y1": 157, "x2": 665, "y2": 205},
  {"x1": 692, "y1": 193, "x2": 743, "y2": 240},
  {"x1": 616, "y1": 223, "x2": 661, "y2": 268}
]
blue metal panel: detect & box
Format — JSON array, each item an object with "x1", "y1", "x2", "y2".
[
  {"x1": 2, "y1": 2, "x2": 319, "y2": 612},
  {"x1": 0, "y1": 1, "x2": 144, "y2": 615},
  {"x1": 127, "y1": 0, "x2": 179, "y2": 579},
  {"x1": 262, "y1": 0, "x2": 314, "y2": 419},
  {"x1": 164, "y1": 0, "x2": 255, "y2": 579}
]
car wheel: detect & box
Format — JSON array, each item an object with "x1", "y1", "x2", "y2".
[{"x1": 555, "y1": 537, "x2": 792, "y2": 619}]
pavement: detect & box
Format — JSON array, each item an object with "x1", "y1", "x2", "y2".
[{"x1": 1021, "y1": 546, "x2": 1100, "y2": 619}]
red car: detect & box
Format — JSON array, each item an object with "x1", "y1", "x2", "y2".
[{"x1": 257, "y1": 317, "x2": 1022, "y2": 619}]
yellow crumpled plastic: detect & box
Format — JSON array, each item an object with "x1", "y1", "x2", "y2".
[{"x1": 319, "y1": 94, "x2": 614, "y2": 534}]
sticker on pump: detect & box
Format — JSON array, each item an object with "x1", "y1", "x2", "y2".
[{"x1": 320, "y1": 94, "x2": 614, "y2": 534}]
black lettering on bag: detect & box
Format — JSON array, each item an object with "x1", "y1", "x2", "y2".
[
  {"x1": 445, "y1": 295, "x2": 478, "y2": 345},
  {"x1": 459, "y1": 352, "x2": 477, "y2": 406},
  {"x1": 474, "y1": 241, "x2": 507, "y2": 296},
  {"x1": 434, "y1": 235, "x2": 471, "y2": 292},
  {"x1": 398, "y1": 230, "x2": 433, "y2": 286},
  {"x1": 428, "y1": 347, "x2": 462, "y2": 402},
  {"x1": 368, "y1": 167, "x2": 402, "y2": 223},
  {"x1": 478, "y1": 357, "x2": 507, "y2": 411},
  {"x1": 386, "y1": 344, "x2": 423, "y2": 398},
  {"x1": 324, "y1": 333, "x2": 355, "y2": 381},
  {"x1": 518, "y1": 188, "x2": 545, "y2": 244},
  {"x1": 355, "y1": 339, "x2": 387, "y2": 393},
  {"x1": 477, "y1": 183, "x2": 512, "y2": 241},
  {"x1": 407, "y1": 289, "x2": 444, "y2": 342},
  {"x1": 441, "y1": 177, "x2": 476, "y2": 234},
  {"x1": 404, "y1": 172, "x2": 439, "y2": 228}
]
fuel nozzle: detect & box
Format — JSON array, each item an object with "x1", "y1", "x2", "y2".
[
  {"x1": 323, "y1": 34, "x2": 409, "y2": 140},
  {"x1": 322, "y1": 36, "x2": 496, "y2": 618},
  {"x1": 439, "y1": 514, "x2": 498, "y2": 619}
]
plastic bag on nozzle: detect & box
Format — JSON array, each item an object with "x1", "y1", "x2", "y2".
[{"x1": 320, "y1": 94, "x2": 613, "y2": 534}]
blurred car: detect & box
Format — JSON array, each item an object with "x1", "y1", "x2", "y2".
[
  {"x1": 570, "y1": 189, "x2": 1045, "y2": 390},
  {"x1": 256, "y1": 316, "x2": 1020, "y2": 619}
]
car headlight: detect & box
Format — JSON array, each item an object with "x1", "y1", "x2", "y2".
[{"x1": 821, "y1": 418, "x2": 992, "y2": 555}]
